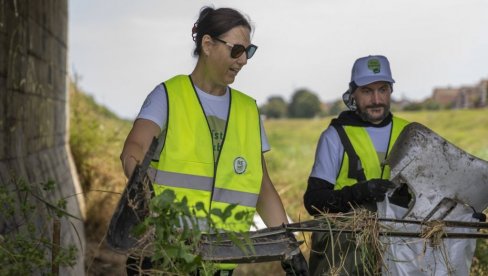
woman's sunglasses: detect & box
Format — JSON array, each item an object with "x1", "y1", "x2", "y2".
[{"x1": 212, "y1": 37, "x2": 258, "y2": 59}]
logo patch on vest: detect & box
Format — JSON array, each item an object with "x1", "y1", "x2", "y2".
[{"x1": 233, "y1": 157, "x2": 247, "y2": 174}]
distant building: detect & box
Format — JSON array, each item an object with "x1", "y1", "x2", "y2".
[
  {"x1": 432, "y1": 87, "x2": 460, "y2": 107},
  {"x1": 431, "y1": 78, "x2": 488, "y2": 109}
]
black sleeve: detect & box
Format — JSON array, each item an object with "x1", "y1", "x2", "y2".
[{"x1": 303, "y1": 176, "x2": 367, "y2": 215}]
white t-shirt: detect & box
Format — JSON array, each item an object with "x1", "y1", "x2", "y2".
[
  {"x1": 137, "y1": 83, "x2": 270, "y2": 157},
  {"x1": 309, "y1": 123, "x2": 392, "y2": 185}
]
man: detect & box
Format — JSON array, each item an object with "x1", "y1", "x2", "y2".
[{"x1": 303, "y1": 55, "x2": 410, "y2": 275}]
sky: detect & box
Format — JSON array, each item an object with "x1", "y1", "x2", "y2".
[{"x1": 69, "y1": 0, "x2": 488, "y2": 120}]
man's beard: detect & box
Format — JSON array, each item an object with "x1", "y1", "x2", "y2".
[{"x1": 356, "y1": 103, "x2": 390, "y2": 123}]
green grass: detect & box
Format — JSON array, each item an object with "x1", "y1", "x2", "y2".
[
  {"x1": 263, "y1": 119, "x2": 327, "y2": 218},
  {"x1": 69, "y1": 82, "x2": 132, "y2": 241},
  {"x1": 69, "y1": 82, "x2": 133, "y2": 274},
  {"x1": 397, "y1": 110, "x2": 488, "y2": 159}
]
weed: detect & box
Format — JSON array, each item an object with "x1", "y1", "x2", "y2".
[{"x1": 0, "y1": 176, "x2": 78, "y2": 275}]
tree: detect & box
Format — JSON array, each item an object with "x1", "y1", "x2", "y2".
[
  {"x1": 288, "y1": 89, "x2": 321, "y2": 118},
  {"x1": 260, "y1": 96, "x2": 288, "y2": 118}
]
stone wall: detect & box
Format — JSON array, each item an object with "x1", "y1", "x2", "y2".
[{"x1": 0, "y1": 1, "x2": 85, "y2": 275}]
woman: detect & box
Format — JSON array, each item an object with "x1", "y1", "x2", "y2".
[{"x1": 120, "y1": 6, "x2": 308, "y2": 276}]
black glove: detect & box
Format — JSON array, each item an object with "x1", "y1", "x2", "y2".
[
  {"x1": 281, "y1": 251, "x2": 309, "y2": 276},
  {"x1": 281, "y1": 234, "x2": 309, "y2": 276},
  {"x1": 472, "y1": 211, "x2": 486, "y2": 222},
  {"x1": 352, "y1": 179, "x2": 394, "y2": 202}
]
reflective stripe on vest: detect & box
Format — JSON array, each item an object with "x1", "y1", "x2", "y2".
[
  {"x1": 150, "y1": 75, "x2": 262, "y2": 233},
  {"x1": 148, "y1": 167, "x2": 259, "y2": 207},
  {"x1": 335, "y1": 116, "x2": 410, "y2": 190}
]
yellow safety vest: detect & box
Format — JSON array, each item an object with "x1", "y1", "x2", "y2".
[
  {"x1": 149, "y1": 75, "x2": 263, "y2": 233},
  {"x1": 335, "y1": 116, "x2": 410, "y2": 190}
]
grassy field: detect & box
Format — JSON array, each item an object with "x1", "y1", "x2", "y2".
[{"x1": 69, "y1": 85, "x2": 488, "y2": 275}]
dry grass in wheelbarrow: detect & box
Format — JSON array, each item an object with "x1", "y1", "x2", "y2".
[
  {"x1": 305, "y1": 208, "x2": 458, "y2": 275},
  {"x1": 305, "y1": 208, "x2": 386, "y2": 275}
]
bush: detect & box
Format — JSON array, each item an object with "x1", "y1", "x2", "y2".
[
  {"x1": 0, "y1": 177, "x2": 78, "y2": 275},
  {"x1": 261, "y1": 96, "x2": 288, "y2": 119},
  {"x1": 288, "y1": 89, "x2": 322, "y2": 118}
]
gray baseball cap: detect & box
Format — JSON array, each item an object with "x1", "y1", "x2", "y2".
[
  {"x1": 350, "y1": 55, "x2": 395, "y2": 86},
  {"x1": 342, "y1": 55, "x2": 394, "y2": 110}
]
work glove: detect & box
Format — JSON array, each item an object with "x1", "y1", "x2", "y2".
[
  {"x1": 472, "y1": 211, "x2": 486, "y2": 222},
  {"x1": 281, "y1": 233, "x2": 309, "y2": 276},
  {"x1": 353, "y1": 179, "x2": 394, "y2": 202}
]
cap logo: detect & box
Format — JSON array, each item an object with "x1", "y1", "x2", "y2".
[
  {"x1": 367, "y1": 59, "x2": 381, "y2": 74},
  {"x1": 233, "y1": 157, "x2": 247, "y2": 174}
]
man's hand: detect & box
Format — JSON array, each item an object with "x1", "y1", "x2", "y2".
[{"x1": 354, "y1": 179, "x2": 394, "y2": 202}]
